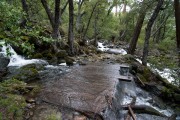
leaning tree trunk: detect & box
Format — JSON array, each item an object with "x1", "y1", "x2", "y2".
[
  {"x1": 83, "y1": 1, "x2": 98, "y2": 44},
  {"x1": 76, "y1": 0, "x2": 85, "y2": 33},
  {"x1": 68, "y1": 0, "x2": 74, "y2": 55},
  {"x1": 128, "y1": 1, "x2": 147, "y2": 55},
  {"x1": 174, "y1": 0, "x2": 180, "y2": 67},
  {"x1": 52, "y1": 0, "x2": 61, "y2": 39},
  {"x1": 41, "y1": 0, "x2": 54, "y2": 28},
  {"x1": 20, "y1": 0, "x2": 29, "y2": 28},
  {"x1": 41, "y1": 0, "x2": 61, "y2": 52},
  {"x1": 142, "y1": 0, "x2": 164, "y2": 66}
]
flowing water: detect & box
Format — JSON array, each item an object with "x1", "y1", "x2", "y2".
[
  {"x1": 0, "y1": 41, "x2": 177, "y2": 119},
  {"x1": 0, "y1": 44, "x2": 47, "y2": 67},
  {"x1": 35, "y1": 62, "x2": 174, "y2": 120}
]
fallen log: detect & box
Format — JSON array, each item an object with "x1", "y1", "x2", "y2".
[
  {"x1": 122, "y1": 105, "x2": 167, "y2": 117},
  {"x1": 125, "y1": 97, "x2": 136, "y2": 120},
  {"x1": 128, "y1": 105, "x2": 136, "y2": 120}
]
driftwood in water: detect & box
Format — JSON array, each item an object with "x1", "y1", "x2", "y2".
[
  {"x1": 128, "y1": 105, "x2": 136, "y2": 120},
  {"x1": 125, "y1": 97, "x2": 136, "y2": 120},
  {"x1": 122, "y1": 105, "x2": 167, "y2": 117},
  {"x1": 136, "y1": 75, "x2": 145, "y2": 86}
]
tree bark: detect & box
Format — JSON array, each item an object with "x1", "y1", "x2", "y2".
[
  {"x1": 94, "y1": 6, "x2": 99, "y2": 46},
  {"x1": 61, "y1": 1, "x2": 69, "y2": 15},
  {"x1": 142, "y1": 0, "x2": 164, "y2": 66},
  {"x1": 174, "y1": 0, "x2": 180, "y2": 67},
  {"x1": 83, "y1": 1, "x2": 98, "y2": 43},
  {"x1": 52, "y1": 0, "x2": 61, "y2": 39},
  {"x1": 41, "y1": 0, "x2": 54, "y2": 28},
  {"x1": 20, "y1": 0, "x2": 29, "y2": 28},
  {"x1": 68, "y1": 0, "x2": 74, "y2": 55},
  {"x1": 41, "y1": 0, "x2": 62, "y2": 52},
  {"x1": 128, "y1": 1, "x2": 147, "y2": 55},
  {"x1": 76, "y1": 0, "x2": 85, "y2": 33}
]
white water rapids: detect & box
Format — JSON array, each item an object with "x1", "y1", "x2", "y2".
[{"x1": 0, "y1": 43, "x2": 47, "y2": 67}]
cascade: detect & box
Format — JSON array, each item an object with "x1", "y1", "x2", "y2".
[{"x1": 0, "y1": 44, "x2": 48, "y2": 67}]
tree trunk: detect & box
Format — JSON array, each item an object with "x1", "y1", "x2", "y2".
[
  {"x1": 52, "y1": 0, "x2": 61, "y2": 39},
  {"x1": 142, "y1": 0, "x2": 164, "y2": 66},
  {"x1": 122, "y1": 0, "x2": 127, "y2": 13},
  {"x1": 76, "y1": 0, "x2": 85, "y2": 33},
  {"x1": 68, "y1": 0, "x2": 74, "y2": 55},
  {"x1": 41, "y1": 0, "x2": 61, "y2": 52},
  {"x1": 94, "y1": 10, "x2": 98, "y2": 46},
  {"x1": 41, "y1": 0, "x2": 54, "y2": 28},
  {"x1": 20, "y1": 0, "x2": 29, "y2": 28},
  {"x1": 174, "y1": 0, "x2": 180, "y2": 67},
  {"x1": 83, "y1": 2, "x2": 98, "y2": 44},
  {"x1": 128, "y1": 1, "x2": 147, "y2": 55}
]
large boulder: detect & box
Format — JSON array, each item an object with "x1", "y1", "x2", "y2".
[{"x1": 6, "y1": 63, "x2": 42, "y2": 82}]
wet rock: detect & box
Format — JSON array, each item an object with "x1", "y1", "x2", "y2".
[
  {"x1": 26, "y1": 98, "x2": 36, "y2": 103},
  {"x1": 0, "y1": 54, "x2": 10, "y2": 70},
  {"x1": 7, "y1": 63, "x2": 40, "y2": 82},
  {"x1": 56, "y1": 50, "x2": 68, "y2": 59},
  {"x1": 0, "y1": 54, "x2": 10, "y2": 80},
  {"x1": 26, "y1": 103, "x2": 35, "y2": 109},
  {"x1": 65, "y1": 56, "x2": 75, "y2": 66},
  {"x1": 173, "y1": 93, "x2": 180, "y2": 103},
  {"x1": 74, "y1": 115, "x2": 87, "y2": 120}
]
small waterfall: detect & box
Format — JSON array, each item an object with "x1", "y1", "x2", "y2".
[
  {"x1": 97, "y1": 42, "x2": 127, "y2": 55},
  {"x1": 0, "y1": 44, "x2": 48, "y2": 67}
]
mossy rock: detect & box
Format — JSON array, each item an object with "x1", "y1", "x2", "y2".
[
  {"x1": 56, "y1": 50, "x2": 68, "y2": 59},
  {"x1": 7, "y1": 64, "x2": 42, "y2": 82},
  {"x1": 124, "y1": 54, "x2": 135, "y2": 63},
  {"x1": 65, "y1": 56, "x2": 75, "y2": 66},
  {"x1": 33, "y1": 53, "x2": 43, "y2": 59},
  {"x1": 14, "y1": 67, "x2": 39, "y2": 82}
]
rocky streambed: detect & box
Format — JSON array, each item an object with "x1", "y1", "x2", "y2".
[
  {"x1": 28, "y1": 58, "x2": 177, "y2": 120},
  {"x1": 0, "y1": 42, "x2": 179, "y2": 120}
]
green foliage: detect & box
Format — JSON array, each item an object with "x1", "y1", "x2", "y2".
[
  {"x1": 157, "y1": 39, "x2": 176, "y2": 52},
  {"x1": 0, "y1": 0, "x2": 22, "y2": 31},
  {"x1": 0, "y1": 94, "x2": 26, "y2": 120},
  {"x1": 0, "y1": 78, "x2": 27, "y2": 94},
  {"x1": 46, "y1": 113, "x2": 61, "y2": 120},
  {"x1": 0, "y1": 79, "x2": 27, "y2": 120}
]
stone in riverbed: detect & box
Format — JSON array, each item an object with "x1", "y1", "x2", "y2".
[
  {"x1": 0, "y1": 54, "x2": 10, "y2": 70},
  {"x1": 6, "y1": 63, "x2": 41, "y2": 82}
]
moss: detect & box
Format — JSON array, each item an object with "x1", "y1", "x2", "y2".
[
  {"x1": 0, "y1": 94, "x2": 26, "y2": 120},
  {"x1": 56, "y1": 50, "x2": 68, "y2": 59},
  {"x1": 141, "y1": 67, "x2": 152, "y2": 82},
  {"x1": 33, "y1": 53, "x2": 43, "y2": 59},
  {"x1": 0, "y1": 78, "x2": 28, "y2": 94},
  {"x1": 161, "y1": 87, "x2": 174, "y2": 98},
  {"x1": 65, "y1": 56, "x2": 75, "y2": 66},
  {"x1": 0, "y1": 79, "x2": 27, "y2": 120},
  {"x1": 13, "y1": 66, "x2": 39, "y2": 82},
  {"x1": 137, "y1": 73, "x2": 148, "y2": 82}
]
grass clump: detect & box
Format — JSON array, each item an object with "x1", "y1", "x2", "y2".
[{"x1": 0, "y1": 79, "x2": 27, "y2": 120}]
